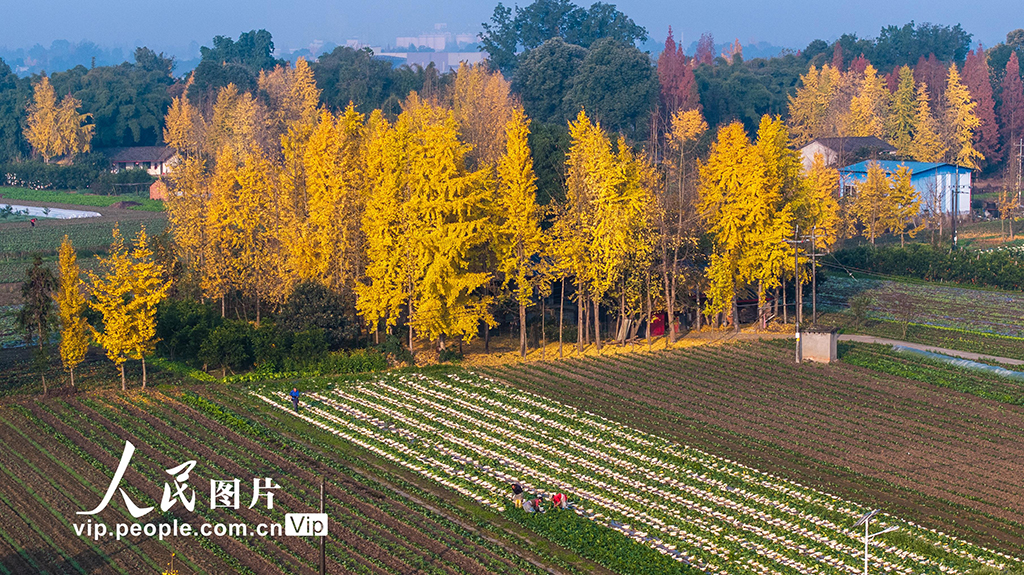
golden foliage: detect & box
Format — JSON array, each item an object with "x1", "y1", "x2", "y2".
[
  {"x1": 55, "y1": 235, "x2": 89, "y2": 389},
  {"x1": 449, "y1": 62, "x2": 518, "y2": 168},
  {"x1": 24, "y1": 76, "x2": 94, "y2": 162},
  {"x1": 944, "y1": 64, "x2": 984, "y2": 169}
]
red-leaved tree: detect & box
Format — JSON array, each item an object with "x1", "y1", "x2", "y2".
[
  {"x1": 963, "y1": 44, "x2": 1002, "y2": 167},
  {"x1": 831, "y1": 42, "x2": 844, "y2": 71},
  {"x1": 999, "y1": 52, "x2": 1024, "y2": 158},
  {"x1": 849, "y1": 54, "x2": 869, "y2": 76},
  {"x1": 915, "y1": 54, "x2": 948, "y2": 106},
  {"x1": 658, "y1": 27, "x2": 700, "y2": 115},
  {"x1": 695, "y1": 32, "x2": 715, "y2": 67}
]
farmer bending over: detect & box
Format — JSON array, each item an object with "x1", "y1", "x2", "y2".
[
  {"x1": 523, "y1": 497, "x2": 544, "y2": 513},
  {"x1": 290, "y1": 388, "x2": 301, "y2": 412},
  {"x1": 551, "y1": 492, "x2": 568, "y2": 509},
  {"x1": 511, "y1": 482, "x2": 524, "y2": 508}
]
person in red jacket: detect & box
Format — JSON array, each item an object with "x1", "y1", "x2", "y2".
[{"x1": 550, "y1": 492, "x2": 568, "y2": 509}]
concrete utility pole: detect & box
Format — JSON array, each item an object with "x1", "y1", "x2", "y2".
[
  {"x1": 320, "y1": 477, "x2": 326, "y2": 575},
  {"x1": 1017, "y1": 138, "x2": 1023, "y2": 208},
  {"x1": 952, "y1": 164, "x2": 959, "y2": 249}
]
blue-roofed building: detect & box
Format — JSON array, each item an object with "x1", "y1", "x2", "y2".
[{"x1": 837, "y1": 160, "x2": 971, "y2": 216}]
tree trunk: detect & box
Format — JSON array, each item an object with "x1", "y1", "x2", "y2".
[
  {"x1": 121, "y1": 364, "x2": 126, "y2": 390},
  {"x1": 577, "y1": 280, "x2": 584, "y2": 354},
  {"x1": 256, "y1": 292, "x2": 261, "y2": 327},
  {"x1": 666, "y1": 275, "x2": 677, "y2": 344},
  {"x1": 141, "y1": 356, "x2": 147, "y2": 390},
  {"x1": 408, "y1": 297, "x2": 415, "y2": 356},
  {"x1": 593, "y1": 298, "x2": 602, "y2": 353},
  {"x1": 541, "y1": 295, "x2": 546, "y2": 361},
  {"x1": 618, "y1": 290, "x2": 626, "y2": 346},
  {"x1": 783, "y1": 278, "x2": 788, "y2": 323},
  {"x1": 732, "y1": 297, "x2": 740, "y2": 333},
  {"x1": 41, "y1": 373, "x2": 47, "y2": 396},
  {"x1": 696, "y1": 289, "x2": 702, "y2": 331},
  {"x1": 758, "y1": 280, "x2": 765, "y2": 330},
  {"x1": 221, "y1": 295, "x2": 225, "y2": 318},
  {"x1": 663, "y1": 273, "x2": 672, "y2": 349},
  {"x1": 559, "y1": 277, "x2": 565, "y2": 359},
  {"x1": 519, "y1": 302, "x2": 527, "y2": 358},
  {"x1": 70, "y1": 367, "x2": 75, "y2": 392},
  {"x1": 645, "y1": 273, "x2": 652, "y2": 348}
]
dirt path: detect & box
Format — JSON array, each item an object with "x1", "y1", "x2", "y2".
[{"x1": 838, "y1": 334, "x2": 1024, "y2": 366}]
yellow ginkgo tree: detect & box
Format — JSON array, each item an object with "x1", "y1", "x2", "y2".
[
  {"x1": 494, "y1": 107, "x2": 547, "y2": 358},
  {"x1": 55, "y1": 235, "x2": 90, "y2": 390},
  {"x1": 89, "y1": 226, "x2": 170, "y2": 390}
]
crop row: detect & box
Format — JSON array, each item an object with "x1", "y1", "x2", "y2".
[{"x1": 257, "y1": 371, "x2": 1023, "y2": 574}]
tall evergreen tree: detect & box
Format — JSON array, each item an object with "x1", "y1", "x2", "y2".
[
  {"x1": 962, "y1": 45, "x2": 1002, "y2": 168},
  {"x1": 18, "y1": 256, "x2": 57, "y2": 394},
  {"x1": 887, "y1": 66, "x2": 917, "y2": 157}
]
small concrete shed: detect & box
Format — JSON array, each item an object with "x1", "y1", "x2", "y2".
[{"x1": 797, "y1": 326, "x2": 838, "y2": 364}]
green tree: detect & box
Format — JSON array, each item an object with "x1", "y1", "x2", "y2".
[
  {"x1": 479, "y1": 3, "x2": 520, "y2": 76},
  {"x1": 0, "y1": 58, "x2": 28, "y2": 163},
  {"x1": 512, "y1": 38, "x2": 587, "y2": 125},
  {"x1": 190, "y1": 30, "x2": 284, "y2": 103},
  {"x1": 564, "y1": 38, "x2": 657, "y2": 138},
  {"x1": 887, "y1": 65, "x2": 917, "y2": 156},
  {"x1": 48, "y1": 48, "x2": 174, "y2": 148},
  {"x1": 312, "y1": 46, "x2": 413, "y2": 114},
  {"x1": 18, "y1": 255, "x2": 57, "y2": 394}
]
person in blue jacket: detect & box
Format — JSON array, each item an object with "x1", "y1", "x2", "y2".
[{"x1": 290, "y1": 388, "x2": 301, "y2": 411}]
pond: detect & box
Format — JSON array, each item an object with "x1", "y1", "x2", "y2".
[{"x1": 0, "y1": 204, "x2": 102, "y2": 220}]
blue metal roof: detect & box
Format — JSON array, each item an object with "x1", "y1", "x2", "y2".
[{"x1": 838, "y1": 160, "x2": 959, "y2": 174}]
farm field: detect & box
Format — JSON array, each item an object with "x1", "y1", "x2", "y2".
[
  {"x1": 258, "y1": 370, "x2": 1023, "y2": 574},
  {"x1": 0, "y1": 187, "x2": 165, "y2": 212},
  {"x1": 0, "y1": 211, "x2": 167, "y2": 289},
  {"x1": 0, "y1": 389, "x2": 597, "y2": 575},
  {"x1": 816, "y1": 274, "x2": 1024, "y2": 337},
  {"x1": 480, "y1": 341, "x2": 1024, "y2": 557}
]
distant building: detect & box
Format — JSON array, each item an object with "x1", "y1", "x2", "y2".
[
  {"x1": 149, "y1": 179, "x2": 169, "y2": 201},
  {"x1": 106, "y1": 146, "x2": 178, "y2": 176},
  {"x1": 838, "y1": 160, "x2": 971, "y2": 216},
  {"x1": 799, "y1": 137, "x2": 896, "y2": 171}
]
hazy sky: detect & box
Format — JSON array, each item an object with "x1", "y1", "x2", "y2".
[{"x1": 1, "y1": 0, "x2": 1018, "y2": 54}]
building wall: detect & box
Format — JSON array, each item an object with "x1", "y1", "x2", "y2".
[
  {"x1": 840, "y1": 167, "x2": 970, "y2": 215},
  {"x1": 799, "y1": 142, "x2": 838, "y2": 172}
]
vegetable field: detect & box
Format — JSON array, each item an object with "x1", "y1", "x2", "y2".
[
  {"x1": 481, "y1": 341, "x2": 1024, "y2": 557},
  {"x1": 0, "y1": 391, "x2": 570, "y2": 575},
  {"x1": 259, "y1": 371, "x2": 1022, "y2": 574},
  {"x1": 817, "y1": 275, "x2": 1024, "y2": 336}
]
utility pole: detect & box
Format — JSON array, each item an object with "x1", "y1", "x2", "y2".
[
  {"x1": 1017, "y1": 138, "x2": 1023, "y2": 208},
  {"x1": 320, "y1": 477, "x2": 326, "y2": 575},
  {"x1": 952, "y1": 164, "x2": 959, "y2": 249},
  {"x1": 784, "y1": 225, "x2": 805, "y2": 363},
  {"x1": 811, "y1": 226, "x2": 817, "y2": 327}
]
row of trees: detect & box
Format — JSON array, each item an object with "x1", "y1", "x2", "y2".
[
  {"x1": 155, "y1": 54, "x2": 940, "y2": 361},
  {"x1": 788, "y1": 48, "x2": 1024, "y2": 173},
  {"x1": 19, "y1": 229, "x2": 170, "y2": 392}
]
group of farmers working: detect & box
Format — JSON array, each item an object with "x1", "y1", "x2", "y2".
[{"x1": 511, "y1": 482, "x2": 570, "y2": 513}]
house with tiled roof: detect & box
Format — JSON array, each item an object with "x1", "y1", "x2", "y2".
[
  {"x1": 106, "y1": 146, "x2": 178, "y2": 176},
  {"x1": 799, "y1": 136, "x2": 896, "y2": 171}
]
